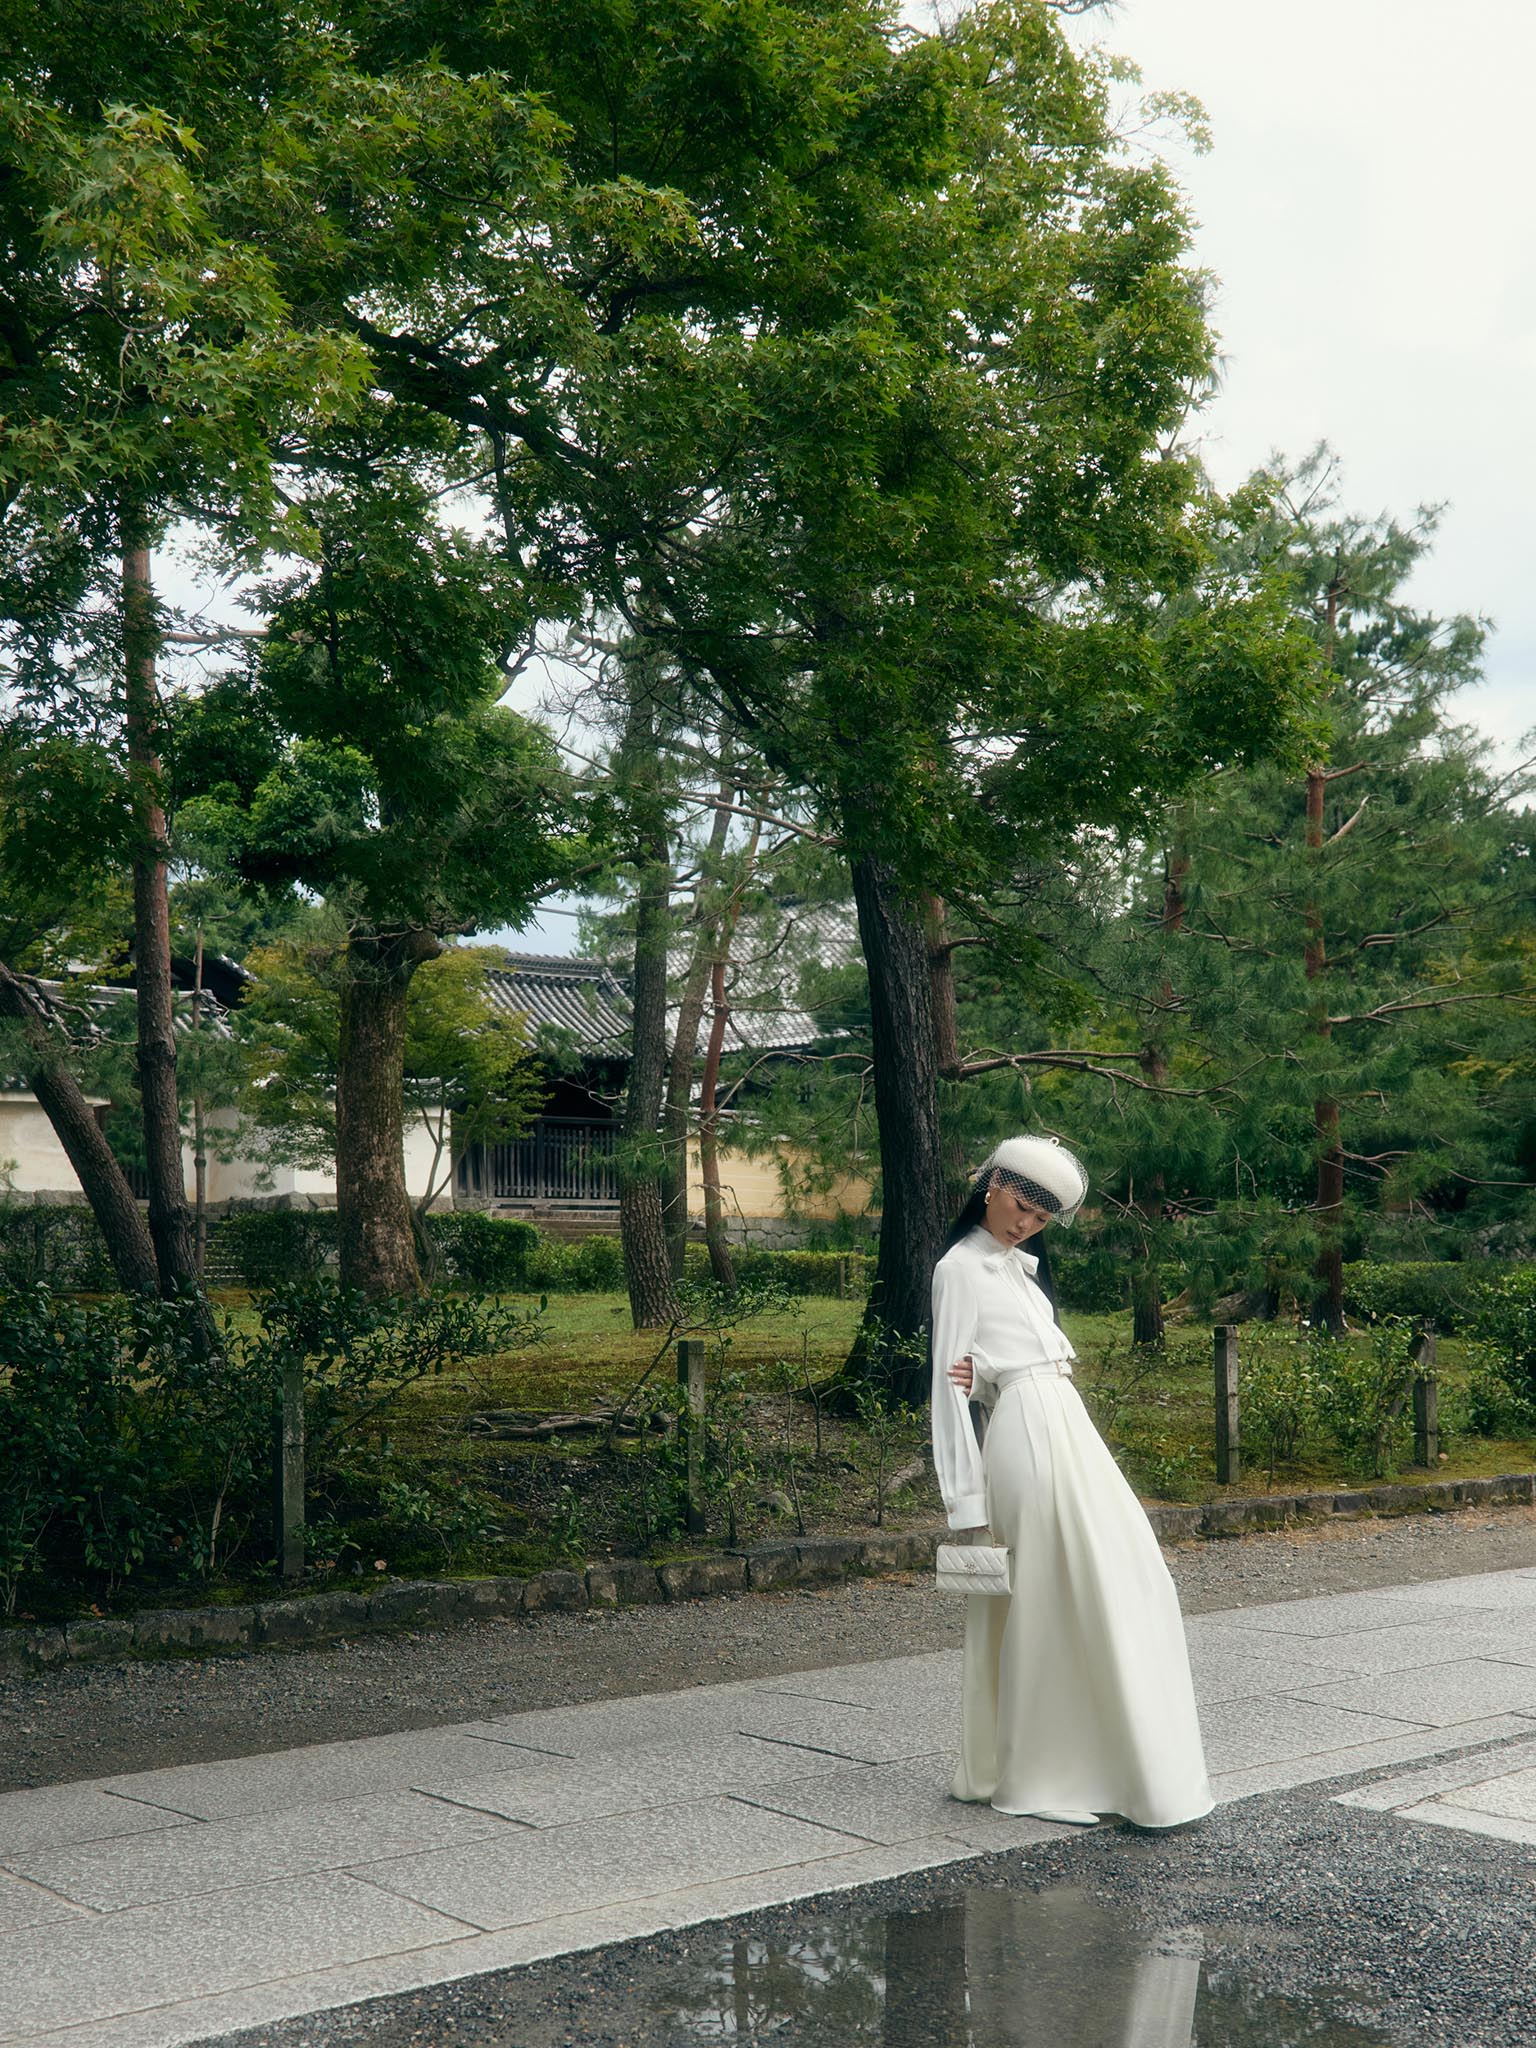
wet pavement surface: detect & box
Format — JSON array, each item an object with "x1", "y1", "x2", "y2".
[
  {"x1": 571, "y1": 1886, "x2": 1393, "y2": 2047},
  {"x1": 8, "y1": 1521, "x2": 1536, "y2": 2045},
  {"x1": 218, "y1": 1766, "x2": 1535, "y2": 2048}
]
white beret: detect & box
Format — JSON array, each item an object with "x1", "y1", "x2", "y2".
[{"x1": 975, "y1": 1134, "x2": 1089, "y2": 1226}]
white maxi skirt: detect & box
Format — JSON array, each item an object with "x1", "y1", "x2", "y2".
[{"x1": 952, "y1": 1367, "x2": 1213, "y2": 1829}]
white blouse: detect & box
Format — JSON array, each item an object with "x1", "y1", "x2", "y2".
[{"x1": 929, "y1": 1226, "x2": 1076, "y2": 1529}]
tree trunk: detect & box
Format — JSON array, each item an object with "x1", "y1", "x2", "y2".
[
  {"x1": 618, "y1": 694, "x2": 677, "y2": 1330},
  {"x1": 0, "y1": 962, "x2": 159, "y2": 1295},
  {"x1": 661, "y1": 752, "x2": 735, "y2": 1278},
  {"x1": 122, "y1": 519, "x2": 198, "y2": 1295},
  {"x1": 699, "y1": 952, "x2": 737, "y2": 1291},
  {"x1": 191, "y1": 926, "x2": 208, "y2": 1281},
  {"x1": 1314, "y1": 1093, "x2": 1345, "y2": 1330},
  {"x1": 922, "y1": 892, "x2": 971, "y2": 1215},
  {"x1": 1304, "y1": 760, "x2": 1346, "y2": 1332},
  {"x1": 698, "y1": 809, "x2": 760, "y2": 1293},
  {"x1": 336, "y1": 932, "x2": 436, "y2": 1297},
  {"x1": 843, "y1": 854, "x2": 947, "y2": 1403},
  {"x1": 661, "y1": 948, "x2": 710, "y2": 1279}
]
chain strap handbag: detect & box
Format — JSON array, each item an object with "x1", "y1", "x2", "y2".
[{"x1": 935, "y1": 1538, "x2": 1012, "y2": 1597}]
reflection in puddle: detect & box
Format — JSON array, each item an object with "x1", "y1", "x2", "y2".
[{"x1": 662, "y1": 1888, "x2": 1390, "y2": 2046}]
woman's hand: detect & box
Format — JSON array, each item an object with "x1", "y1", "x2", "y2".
[{"x1": 947, "y1": 1355, "x2": 975, "y2": 1396}]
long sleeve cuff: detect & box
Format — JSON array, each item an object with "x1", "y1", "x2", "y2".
[{"x1": 947, "y1": 1494, "x2": 988, "y2": 1530}]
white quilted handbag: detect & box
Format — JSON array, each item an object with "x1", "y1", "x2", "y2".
[{"x1": 935, "y1": 1541, "x2": 1012, "y2": 1597}]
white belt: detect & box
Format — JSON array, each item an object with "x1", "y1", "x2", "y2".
[{"x1": 988, "y1": 1359, "x2": 1074, "y2": 1387}]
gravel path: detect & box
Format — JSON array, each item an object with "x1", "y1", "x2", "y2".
[
  {"x1": 4, "y1": 1504, "x2": 1535, "y2": 1796},
  {"x1": 215, "y1": 1749, "x2": 1536, "y2": 2048}
]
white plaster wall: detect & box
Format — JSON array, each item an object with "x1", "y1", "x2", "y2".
[
  {"x1": 404, "y1": 1119, "x2": 443, "y2": 1203},
  {"x1": 0, "y1": 1094, "x2": 109, "y2": 1196}
]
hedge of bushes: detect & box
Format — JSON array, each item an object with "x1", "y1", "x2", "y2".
[
  {"x1": 10, "y1": 1201, "x2": 1532, "y2": 1333},
  {"x1": 0, "y1": 1203, "x2": 117, "y2": 1291},
  {"x1": 1342, "y1": 1260, "x2": 1535, "y2": 1334},
  {"x1": 210, "y1": 1209, "x2": 874, "y2": 1298}
]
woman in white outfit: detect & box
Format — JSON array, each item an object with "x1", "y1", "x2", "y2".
[{"x1": 930, "y1": 1134, "x2": 1212, "y2": 1831}]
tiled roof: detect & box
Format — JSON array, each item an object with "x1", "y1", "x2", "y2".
[
  {"x1": 488, "y1": 904, "x2": 857, "y2": 1065},
  {"x1": 484, "y1": 954, "x2": 632, "y2": 1055},
  {"x1": 685, "y1": 900, "x2": 858, "y2": 1056}
]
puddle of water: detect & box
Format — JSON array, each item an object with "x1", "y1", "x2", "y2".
[{"x1": 653, "y1": 1888, "x2": 1391, "y2": 2047}]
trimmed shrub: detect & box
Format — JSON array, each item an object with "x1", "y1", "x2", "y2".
[
  {"x1": 429, "y1": 1211, "x2": 538, "y2": 1290},
  {"x1": 729, "y1": 1247, "x2": 872, "y2": 1297},
  {"x1": 210, "y1": 1216, "x2": 875, "y2": 1299},
  {"x1": 1468, "y1": 1268, "x2": 1536, "y2": 1412},
  {"x1": 216, "y1": 1210, "x2": 338, "y2": 1286},
  {"x1": 567, "y1": 1232, "x2": 627, "y2": 1291},
  {"x1": 1344, "y1": 1261, "x2": 1521, "y2": 1334},
  {"x1": 0, "y1": 1203, "x2": 115, "y2": 1291}
]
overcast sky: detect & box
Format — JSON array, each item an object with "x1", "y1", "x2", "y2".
[{"x1": 1056, "y1": 0, "x2": 1534, "y2": 761}]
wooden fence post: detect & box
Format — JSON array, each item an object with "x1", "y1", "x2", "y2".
[
  {"x1": 1214, "y1": 1325, "x2": 1241, "y2": 1486},
  {"x1": 1413, "y1": 1329, "x2": 1439, "y2": 1468},
  {"x1": 274, "y1": 1361, "x2": 305, "y2": 1581},
  {"x1": 678, "y1": 1337, "x2": 707, "y2": 1535}
]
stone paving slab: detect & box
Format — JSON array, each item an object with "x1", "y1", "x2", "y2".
[
  {"x1": 6, "y1": 1835, "x2": 963, "y2": 2048},
  {"x1": 12, "y1": 1568, "x2": 1536, "y2": 2047},
  {"x1": 0, "y1": 1871, "x2": 473, "y2": 2041},
  {"x1": 1373, "y1": 1568, "x2": 1536, "y2": 1612},
  {"x1": 1183, "y1": 1634, "x2": 1369, "y2": 1704},
  {"x1": 729, "y1": 1752, "x2": 1071, "y2": 1852},
  {"x1": 1231, "y1": 1616, "x2": 1536, "y2": 1676},
  {"x1": 0, "y1": 1869, "x2": 86, "y2": 1936},
  {"x1": 1430, "y1": 1762, "x2": 1536, "y2": 1820},
  {"x1": 5, "y1": 1791, "x2": 524, "y2": 1914},
  {"x1": 1212, "y1": 1713, "x2": 1536, "y2": 1802},
  {"x1": 352, "y1": 1795, "x2": 873, "y2": 1933},
  {"x1": 1334, "y1": 1732, "x2": 1536, "y2": 1852},
  {"x1": 1333, "y1": 1732, "x2": 1536, "y2": 1812},
  {"x1": 747, "y1": 1649, "x2": 960, "y2": 1709},
  {"x1": 1289, "y1": 1657, "x2": 1536, "y2": 1727},
  {"x1": 462, "y1": 1682, "x2": 764, "y2": 1758},
  {"x1": 1395, "y1": 1798, "x2": 1536, "y2": 1847},
  {"x1": 1218, "y1": 1590, "x2": 1482, "y2": 1639},
  {"x1": 417, "y1": 1733, "x2": 852, "y2": 1829},
  {"x1": 731, "y1": 1694, "x2": 957, "y2": 1763},
  {"x1": 1195, "y1": 1691, "x2": 1426, "y2": 1773},
  {"x1": 0, "y1": 1784, "x2": 193, "y2": 1859},
  {"x1": 99, "y1": 1728, "x2": 570, "y2": 1823}
]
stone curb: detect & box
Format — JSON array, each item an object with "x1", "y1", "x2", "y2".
[{"x1": 2, "y1": 1473, "x2": 1532, "y2": 1677}]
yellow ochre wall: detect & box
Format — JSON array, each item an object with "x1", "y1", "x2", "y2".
[{"x1": 683, "y1": 1142, "x2": 873, "y2": 1223}]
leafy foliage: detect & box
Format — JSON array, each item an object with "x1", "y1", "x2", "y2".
[{"x1": 0, "y1": 1277, "x2": 538, "y2": 1616}]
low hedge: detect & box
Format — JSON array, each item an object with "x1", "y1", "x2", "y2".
[
  {"x1": 428, "y1": 1211, "x2": 539, "y2": 1290},
  {"x1": 0, "y1": 1204, "x2": 116, "y2": 1292},
  {"x1": 1342, "y1": 1260, "x2": 1530, "y2": 1334},
  {"x1": 709, "y1": 1246, "x2": 872, "y2": 1297},
  {"x1": 216, "y1": 1209, "x2": 338, "y2": 1285},
  {"x1": 209, "y1": 1211, "x2": 873, "y2": 1298}
]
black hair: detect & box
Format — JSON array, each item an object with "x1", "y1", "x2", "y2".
[
  {"x1": 942, "y1": 1183, "x2": 990, "y2": 1251},
  {"x1": 940, "y1": 1185, "x2": 1060, "y2": 1319}
]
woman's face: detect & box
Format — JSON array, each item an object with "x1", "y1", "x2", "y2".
[{"x1": 983, "y1": 1178, "x2": 1052, "y2": 1247}]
